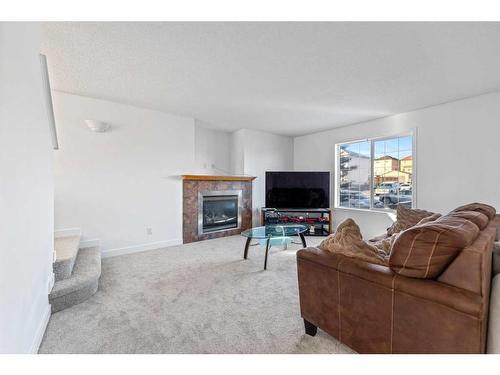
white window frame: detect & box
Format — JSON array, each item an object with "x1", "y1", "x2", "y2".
[{"x1": 334, "y1": 130, "x2": 417, "y2": 212}]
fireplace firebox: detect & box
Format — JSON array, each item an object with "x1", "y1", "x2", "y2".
[{"x1": 198, "y1": 190, "x2": 243, "y2": 235}]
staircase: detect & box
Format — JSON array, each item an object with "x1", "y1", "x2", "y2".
[{"x1": 49, "y1": 233, "x2": 101, "y2": 313}]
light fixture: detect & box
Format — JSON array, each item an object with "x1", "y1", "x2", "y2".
[
  {"x1": 39, "y1": 54, "x2": 59, "y2": 150},
  {"x1": 85, "y1": 120, "x2": 110, "y2": 132}
]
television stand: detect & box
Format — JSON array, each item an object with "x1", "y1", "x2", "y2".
[{"x1": 260, "y1": 207, "x2": 332, "y2": 236}]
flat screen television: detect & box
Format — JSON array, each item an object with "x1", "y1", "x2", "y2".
[{"x1": 265, "y1": 171, "x2": 330, "y2": 209}]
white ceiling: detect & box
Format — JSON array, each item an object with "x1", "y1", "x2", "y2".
[{"x1": 41, "y1": 22, "x2": 500, "y2": 136}]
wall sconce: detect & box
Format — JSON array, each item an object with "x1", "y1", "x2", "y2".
[{"x1": 85, "y1": 120, "x2": 110, "y2": 132}]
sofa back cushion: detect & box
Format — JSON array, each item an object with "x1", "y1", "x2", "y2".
[
  {"x1": 439, "y1": 210, "x2": 489, "y2": 230},
  {"x1": 452, "y1": 202, "x2": 496, "y2": 220},
  {"x1": 416, "y1": 212, "x2": 442, "y2": 225},
  {"x1": 389, "y1": 216, "x2": 480, "y2": 279},
  {"x1": 387, "y1": 204, "x2": 436, "y2": 236}
]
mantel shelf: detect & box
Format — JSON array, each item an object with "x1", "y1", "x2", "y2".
[{"x1": 182, "y1": 175, "x2": 256, "y2": 182}]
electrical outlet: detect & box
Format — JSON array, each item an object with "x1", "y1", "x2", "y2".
[{"x1": 146, "y1": 227, "x2": 153, "y2": 235}]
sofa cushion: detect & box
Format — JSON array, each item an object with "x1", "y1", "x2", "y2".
[
  {"x1": 369, "y1": 233, "x2": 389, "y2": 242},
  {"x1": 389, "y1": 216, "x2": 480, "y2": 279},
  {"x1": 416, "y1": 213, "x2": 442, "y2": 225},
  {"x1": 452, "y1": 202, "x2": 496, "y2": 220},
  {"x1": 387, "y1": 204, "x2": 436, "y2": 236},
  {"x1": 371, "y1": 234, "x2": 398, "y2": 255},
  {"x1": 439, "y1": 210, "x2": 489, "y2": 230}
]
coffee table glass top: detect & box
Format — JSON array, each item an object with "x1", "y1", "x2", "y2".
[{"x1": 241, "y1": 224, "x2": 308, "y2": 239}]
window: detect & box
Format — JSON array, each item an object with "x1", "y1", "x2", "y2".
[{"x1": 337, "y1": 134, "x2": 414, "y2": 210}]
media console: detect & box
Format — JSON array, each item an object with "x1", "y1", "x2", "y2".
[{"x1": 260, "y1": 207, "x2": 332, "y2": 236}]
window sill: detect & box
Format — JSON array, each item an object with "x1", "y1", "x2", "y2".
[{"x1": 334, "y1": 206, "x2": 396, "y2": 215}]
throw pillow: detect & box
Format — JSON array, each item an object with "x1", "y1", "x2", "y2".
[
  {"x1": 319, "y1": 218, "x2": 388, "y2": 266},
  {"x1": 389, "y1": 216, "x2": 480, "y2": 279},
  {"x1": 416, "y1": 213, "x2": 442, "y2": 225},
  {"x1": 387, "y1": 204, "x2": 436, "y2": 236},
  {"x1": 452, "y1": 202, "x2": 496, "y2": 220},
  {"x1": 439, "y1": 210, "x2": 489, "y2": 230}
]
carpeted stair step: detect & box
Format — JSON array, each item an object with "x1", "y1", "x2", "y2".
[
  {"x1": 53, "y1": 235, "x2": 81, "y2": 281},
  {"x1": 49, "y1": 246, "x2": 101, "y2": 313}
]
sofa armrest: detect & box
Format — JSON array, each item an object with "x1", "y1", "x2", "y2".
[
  {"x1": 297, "y1": 247, "x2": 342, "y2": 269},
  {"x1": 394, "y1": 275, "x2": 482, "y2": 317}
]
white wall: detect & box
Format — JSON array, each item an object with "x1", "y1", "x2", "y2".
[
  {"x1": 294, "y1": 91, "x2": 500, "y2": 238},
  {"x1": 235, "y1": 129, "x2": 294, "y2": 225},
  {"x1": 195, "y1": 125, "x2": 295, "y2": 225},
  {"x1": 230, "y1": 129, "x2": 245, "y2": 175},
  {"x1": 194, "y1": 121, "x2": 232, "y2": 175},
  {"x1": 53, "y1": 92, "x2": 195, "y2": 254},
  {"x1": 0, "y1": 24, "x2": 54, "y2": 353},
  {"x1": 52, "y1": 93, "x2": 294, "y2": 253}
]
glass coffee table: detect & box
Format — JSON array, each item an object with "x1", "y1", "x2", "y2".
[{"x1": 241, "y1": 224, "x2": 308, "y2": 270}]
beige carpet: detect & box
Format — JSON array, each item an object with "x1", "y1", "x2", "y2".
[{"x1": 39, "y1": 235, "x2": 353, "y2": 354}]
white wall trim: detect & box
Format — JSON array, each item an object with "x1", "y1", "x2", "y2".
[
  {"x1": 101, "y1": 239, "x2": 183, "y2": 258},
  {"x1": 47, "y1": 272, "x2": 55, "y2": 293},
  {"x1": 79, "y1": 239, "x2": 100, "y2": 249},
  {"x1": 28, "y1": 303, "x2": 51, "y2": 354},
  {"x1": 54, "y1": 228, "x2": 81, "y2": 238}
]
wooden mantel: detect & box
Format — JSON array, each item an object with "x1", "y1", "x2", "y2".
[{"x1": 181, "y1": 175, "x2": 256, "y2": 182}]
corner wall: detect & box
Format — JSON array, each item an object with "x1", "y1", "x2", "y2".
[
  {"x1": 0, "y1": 24, "x2": 54, "y2": 353},
  {"x1": 294, "y1": 91, "x2": 500, "y2": 238},
  {"x1": 194, "y1": 121, "x2": 232, "y2": 175},
  {"x1": 235, "y1": 129, "x2": 294, "y2": 226}
]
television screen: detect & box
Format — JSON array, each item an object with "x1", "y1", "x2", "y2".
[{"x1": 265, "y1": 171, "x2": 330, "y2": 208}]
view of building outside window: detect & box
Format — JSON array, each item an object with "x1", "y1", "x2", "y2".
[{"x1": 338, "y1": 135, "x2": 413, "y2": 210}]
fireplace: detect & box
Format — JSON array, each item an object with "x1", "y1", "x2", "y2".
[
  {"x1": 183, "y1": 175, "x2": 254, "y2": 243},
  {"x1": 198, "y1": 190, "x2": 242, "y2": 235}
]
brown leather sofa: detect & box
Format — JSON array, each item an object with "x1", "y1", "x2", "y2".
[{"x1": 297, "y1": 205, "x2": 500, "y2": 353}]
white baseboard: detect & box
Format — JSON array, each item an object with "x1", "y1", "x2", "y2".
[
  {"x1": 47, "y1": 272, "x2": 55, "y2": 293},
  {"x1": 54, "y1": 228, "x2": 81, "y2": 238},
  {"x1": 101, "y1": 239, "x2": 183, "y2": 258},
  {"x1": 29, "y1": 303, "x2": 51, "y2": 354},
  {"x1": 79, "y1": 239, "x2": 100, "y2": 249}
]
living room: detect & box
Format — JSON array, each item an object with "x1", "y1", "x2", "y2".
[{"x1": 1, "y1": 1, "x2": 500, "y2": 372}]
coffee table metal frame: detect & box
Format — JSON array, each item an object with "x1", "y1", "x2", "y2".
[{"x1": 241, "y1": 224, "x2": 308, "y2": 270}]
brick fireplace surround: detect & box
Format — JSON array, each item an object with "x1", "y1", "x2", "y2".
[{"x1": 182, "y1": 175, "x2": 256, "y2": 243}]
